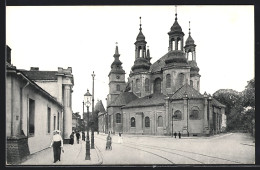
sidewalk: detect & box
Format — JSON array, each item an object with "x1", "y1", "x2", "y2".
[{"x1": 21, "y1": 139, "x2": 102, "y2": 165}]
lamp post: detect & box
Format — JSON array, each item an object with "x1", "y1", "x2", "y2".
[
  {"x1": 91, "y1": 71, "x2": 95, "y2": 149},
  {"x1": 84, "y1": 89, "x2": 92, "y2": 160}
]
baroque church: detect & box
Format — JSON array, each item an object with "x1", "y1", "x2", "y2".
[{"x1": 106, "y1": 10, "x2": 226, "y2": 136}]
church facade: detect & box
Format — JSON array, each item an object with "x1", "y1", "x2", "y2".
[{"x1": 107, "y1": 12, "x2": 226, "y2": 136}]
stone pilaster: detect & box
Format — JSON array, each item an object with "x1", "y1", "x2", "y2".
[
  {"x1": 203, "y1": 96, "x2": 209, "y2": 134},
  {"x1": 183, "y1": 97, "x2": 188, "y2": 135},
  {"x1": 63, "y1": 84, "x2": 72, "y2": 143},
  {"x1": 164, "y1": 97, "x2": 170, "y2": 135}
]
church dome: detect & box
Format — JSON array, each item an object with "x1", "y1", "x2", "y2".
[
  {"x1": 185, "y1": 35, "x2": 195, "y2": 45},
  {"x1": 165, "y1": 50, "x2": 187, "y2": 65},
  {"x1": 136, "y1": 31, "x2": 145, "y2": 41},
  {"x1": 131, "y1": 57, "x2": 150, "y2": 72},
  {"x1": 170, "y1": 20, "x2": 183, "y2": 33},
  {"x1": 188, "y1": 60, "x2": 200, "y2": 77}
]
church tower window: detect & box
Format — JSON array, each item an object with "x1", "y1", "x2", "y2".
[
  {"x1": 166, "y1": 74, "x2": 171, "y2": 88},
  {"x1": 178, "y1": 73, "x2": 185, "y2": 87},
  {"x1": 116, "y1": 84, "x2": 120, "y2": 91},
  {"x1": 145, "y1": 116, "x2": 150, "y2": 127},
  {"x1": 136, "y1": 79, "x2": 140, "y2": 92},
  {"x1": 158, "y1": 116, "x2": 163, "y2": 127},
  {"x1": 190, "y1": 80, "x2": 193, "y2": 87},
  {"x1": 154, "y1": 78, "x2": 161, "y2": 93},
  {"x1": 145, "y1": 78, "x2": 150, "y2": 92},
  {"x1": 131, "y1": 117, "x2": 136, "y2": 127}
]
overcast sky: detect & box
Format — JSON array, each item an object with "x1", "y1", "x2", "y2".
[{"x1": 6, "y1": 5, "x2": 254, "y2": 116}]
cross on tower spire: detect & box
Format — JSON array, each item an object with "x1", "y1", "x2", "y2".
[
  {"x1": 175, "y1": 5, "x2": 178, "y2": 20},
  {"x1": 139, "y1": 16, "x2": 142, "y2": 31},
  {"x1": 189, "y1": 21, "x2": 191, "y2": 35}
]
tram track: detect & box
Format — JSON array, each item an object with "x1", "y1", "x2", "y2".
[
  {"x1": 125, "y1": 141, "x2": 243, "y2": 164},
  {"x1": 95, "y1": 135, "x2": 243, "y2": 164}
]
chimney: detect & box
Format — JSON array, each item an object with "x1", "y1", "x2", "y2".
[
  {"x1": 30, "y1": 67, "x2": 39, "y2": 71},
  {"x1": 6, "y1": 45, "x2": 11, "y2": 64}
]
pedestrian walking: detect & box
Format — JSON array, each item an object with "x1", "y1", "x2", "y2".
[
  {"x1": 178, "y1": 131, "x2": 181, "y2": 139},
  {"x1": 76, "y1": 131, "x2": 80, "y2": 144},
  {"x1": 49, "y1": 130, "x2": 63, "y2": 163},
  {"x1": 69, "y1": 132, "x2": 74, "y2": 145},
  {"x1": 118, "y1": 133, "x2": 123, "y2": 144},
  {"x1": 106, "y1": 133, "x2": 112, "y2": 150},
  {"x1": 82, "y1": 131, "x2": 85, "y2": 141},
  {"x1": 174, "y1": 132, "x2": 177, "y2": 138}
]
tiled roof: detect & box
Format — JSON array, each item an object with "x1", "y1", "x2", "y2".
[
  {"x1": 212, "y1": 98, "x2": 226, "y2": 108},
  {"x1": 149, "y1": 53, "x2": 168, "y2": 73},
  {"x1": 123, "y1": 93, "x2": 166, "y2": 108},
  {"x1": 108, "y1": 92, "x2": 138, "y2": 107},
  {"x1": 94, "y1": 100, "x2": 106, "y2": 113},
  {"x1": 22, "y1": 70, "x2": 58, "y2": 80},
  {"x1": 170, "y1": 83, "x2": 204, "y2": 100}
]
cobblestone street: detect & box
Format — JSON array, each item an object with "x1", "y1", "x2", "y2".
[{"x1": 21, "y1": 132, "x2": 255, "y2": 165}]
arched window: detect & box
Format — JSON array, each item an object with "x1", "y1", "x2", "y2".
[
  {"x1": 197, "y1": 81, "x2": 199, "y2": 89},
  {"x1": 154, "y1": 78, "x2": 161, "y2": 93},
  {"x1": 116, "y1": 84, "x2": 120, "y2": 91},
  {"x1": 171, "y1": 38, "x2": 175, "y2": 51},
  {"x1": 173, "y1": 110, "x2": 182, "y2": 120},
  {"x1": 131, "y1": 117, "x2": 135, "y2": 127},
  {"x1": 116, "y1": 113, "x2": 121, "y2": 123},
  {"x1": 190, "y1": 107, "x2": 200, "y2": 120},
  {"x1": 178, "y1": 73, "x2": 185, "y2": 87},
  {"x1": 190, "y1": 80, "x2": 193, "y2": 87},
  {"x1": 145, "y1": 116, "x2": 150, "y2": 127},
  {"x1": 158, "y1": 116, "x2": 163, "y2": 127},
  {"x1": 166, "y1": 74, "x2": 171, "y2": 88},
  {"x1": 136, "y1": 79, "x2": 140, "y2": 92},
  {"x1": 145, "y1": 78, "x2": 150, "y2": 92}
]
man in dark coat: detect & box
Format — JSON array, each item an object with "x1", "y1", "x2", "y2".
[
  {"x1": 174, "y1": 132, "x2": 177, "y2": 138},
  {"x1": 76, "y1": 131, "x2": 80, "y2": 144},
  {"x1": 178, "y1": 131, "x2": 181, "y2": 139},
  {"x1": 82, "y1": 131, "x2": 85, "y2": 141}
]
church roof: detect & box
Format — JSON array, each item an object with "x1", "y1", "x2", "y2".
[
  {"x1": 94, "y1": 100, "x2": 106, "y2": 113},
  {"x1": 149, "y1": 53, "x2": 168, "y2": 72},
  {"x1": 22, "y1": 70, "x2": 58, "y2": 80},
  {"x1": 212, "y1": 98, "x2": 226, "y2": 108},
  {"x1": 123, "y1": 93, "x2": 166, "y2": 108},
  {"x1": 170, "y1": 83, "x2": 204, "y2": 100},
  {"x1": 108, "y1": 92, "x2": 138, "y2": 107}
]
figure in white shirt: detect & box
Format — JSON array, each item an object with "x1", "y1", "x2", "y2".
[{"x1": 50, "y1": 130, "x2": 63, "y2": 163}]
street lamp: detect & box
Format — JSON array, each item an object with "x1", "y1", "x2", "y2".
[
  {"x1": 84, "y1": 89, "x2": 92, "y2": 160},
  {"x1": 91, "y1": 71, "x2": 95, "y2": 149}
]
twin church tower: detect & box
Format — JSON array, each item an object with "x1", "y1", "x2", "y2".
[{"x1": 106, "y1": 8, "x2": 225, "y2": 136}]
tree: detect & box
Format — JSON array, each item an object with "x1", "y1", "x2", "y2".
[{"x1": 213, "y1": 78, "x2": 255, "y2": 134}]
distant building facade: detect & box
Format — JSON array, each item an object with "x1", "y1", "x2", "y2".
[
  {"x1": 107, "y1": 11, "x2": 226, "y2": 136},
  {"x1": 21, "y1": 66, "x2": 74, "y2": 142},
  {"x1": 6, "y1": 46, "x2": 74, "y2": 164}
]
